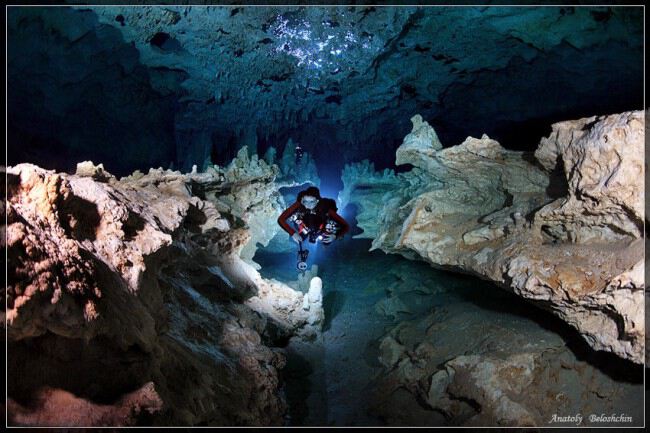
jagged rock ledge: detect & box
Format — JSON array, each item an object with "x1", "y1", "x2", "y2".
[
  {"x1": 339, "y1": 111, "x2": 644, "y2": 364},
  {"x1": 5, "y1": 154, "x2": 323, "y2": 426}
]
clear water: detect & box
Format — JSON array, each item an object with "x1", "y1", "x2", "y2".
[{"x1": 254, "y1": 224, "x2": 644, "y2": 427}]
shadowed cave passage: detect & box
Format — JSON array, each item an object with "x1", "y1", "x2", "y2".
[{"x1": 253, "y1": 205, "x2": 644, "y2": 427}]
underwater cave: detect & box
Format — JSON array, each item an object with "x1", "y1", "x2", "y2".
[{"x1": 5, "y1": 4, "x2": 647, "y2": 428}]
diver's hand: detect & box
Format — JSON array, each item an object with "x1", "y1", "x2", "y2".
[
  {"x1": 321, "y1": 233, "x2": 336, "y2": 244},
  {"x1": 291, "y1": 233, "x2": 302, "y2": 244}
]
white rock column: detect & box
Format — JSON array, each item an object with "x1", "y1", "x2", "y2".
[{"x1": 303, "y1": 277, "x2": 324, "y2": 327}]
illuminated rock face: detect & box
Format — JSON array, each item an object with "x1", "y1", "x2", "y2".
[
  {"x1": 532, "y1": 113, "x2": 644, "y2": 242},
  {"x1": 5, "y1": 160, "x2": 322, "y2": 426},
  {"x1": 7, "y1": 6, "x2": 643, "y2": 175},
  {"x1": 366, "y1": 264, "x2": 643, "y2": 427},
  {"x1": 341, "y1": 111, "x2": 644, "y2": 364}
]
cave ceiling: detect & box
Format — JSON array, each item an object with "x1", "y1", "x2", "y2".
[{"x1": 7, "y1": 6, "x2": 643, "y2": 174}]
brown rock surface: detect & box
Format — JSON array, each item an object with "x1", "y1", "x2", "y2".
[
  {"x1": 5, "y1": 160, "x2": 322, "y2": 426},
  {"x1": 369, "y1": 292, "x2": 643, "y2": 427}
]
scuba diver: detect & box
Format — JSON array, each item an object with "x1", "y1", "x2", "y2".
[
  {"x1": 277, "y1": 186, "x2": 349, "y2": 270},
  {"x1": 294, "y1": 144, "x2": 305, "y2": 179},
  {"x1": 295, "y1": 144, "x2": 304, "y2": 165}
]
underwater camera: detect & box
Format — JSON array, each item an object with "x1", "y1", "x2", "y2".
[
  {"x1": 308, "y1": 230, "x2": 323, "y2": 244},
  {"x1": 306, "y1": 220, "x2": 338, "y2": 244},
  {"x1": 297, "y1": 230, "x2": 324, "y2": 271},
  {"x1": 297, "y1": 247, "x2": 309, "y2": 271}
]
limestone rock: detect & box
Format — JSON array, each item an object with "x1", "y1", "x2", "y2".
[
  {"x1": 533, "y1": 111, "x2": 644, "y2": 242},
  {"x1": 305, "y1": 277, "x2": 324, "y2": 326},
  {"x1": 337, "y1": 159, "x2": 401, "y2": 241},
  {"x1": 369, "y1": 295, "x2": 643, "y2": 427},
  {"x1": 462, "y1": 224, "x2": 506, "y2": 245},
  {"x1": 375, "y1": 295, "x2": 411, "y2": 320},
  {"x1": 75, "y1": 161, "x2": 115, "y2": 182},
  {"x1": 426, "y1": 369, "x2": 454, "y2": 413},
  {"x1": 433, "y1": 353, "x2": 539, "y2": 426},
  {"x1": 378, "y1": 336, "x2": 406, "y2": 368},
  {"x1": 7, "y1": 382, "x2": 163, "y2": 427},
  {"x1": 395, "y1": 114, "x2": 443, "y2": 168},
  {"x1": 442, "y1": 134, "x2": 506, "y2": 160},
  {"x1": 277, "y1": 138, "x2": 321, "y2": 188},
  {"x1": 13, "y1": 7, "x2": 637, "y2": 177},
  {"x1": 6, "y1": 161, "x2": 320, "y2": 426},
  {"x1": 342, "y1": 111, "x2": 644, "y2": 363},
  {"x1": 200, "y1": 147, "x2": 284, "y2": 267}
]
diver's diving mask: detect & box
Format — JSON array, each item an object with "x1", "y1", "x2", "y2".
[{"x1": 301, "y1": 195, "x2": 319, "y2": 210}]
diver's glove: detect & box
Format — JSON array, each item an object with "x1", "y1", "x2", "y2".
[
  {"x1": 321, "y1": 233, "x2": 336, "y2": 244},
  {"x1": 291, "y1": 232, "x2": 302, "y2": 244}
]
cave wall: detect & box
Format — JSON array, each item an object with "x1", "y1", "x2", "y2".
[
  {"x1": 7, "y1": 6, "x2": 644, "y2": 177},
  {"x1": 7, "y1": 8, "x2": 180, "y2": 176},
  {"x1": 5, "y1": 158, "x2": 323, "y2": 426}
]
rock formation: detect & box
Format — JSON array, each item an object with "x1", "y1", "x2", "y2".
[
  {"x1": 5, "y1": 159, "x2": 323, "y2": 426},
  {"x1": 369, "y1": 278, "x2": 643, "y2": 427},
  {"x1": 340, "y1": 111, "x2": 644, "y2": 364},
  {"x1": 194, "y1": 144, "x2": 319, "y2": 267},
  {"x1": 7, "y1": 7, "x2": 643, "y2": 175},
  {"x1": 275, "y1": 138, "x2": 321, "y2": 188},
  {"x1": 199, "y1": 147, "x2": 285, "y2": 267}
]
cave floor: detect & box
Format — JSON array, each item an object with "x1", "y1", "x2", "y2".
[
  {"x1": 256, "y1": 236, "x2": 396, "y2": 425},
  {"x1": 254, "y1": 236, "x2": 644, "y2": 427}
]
